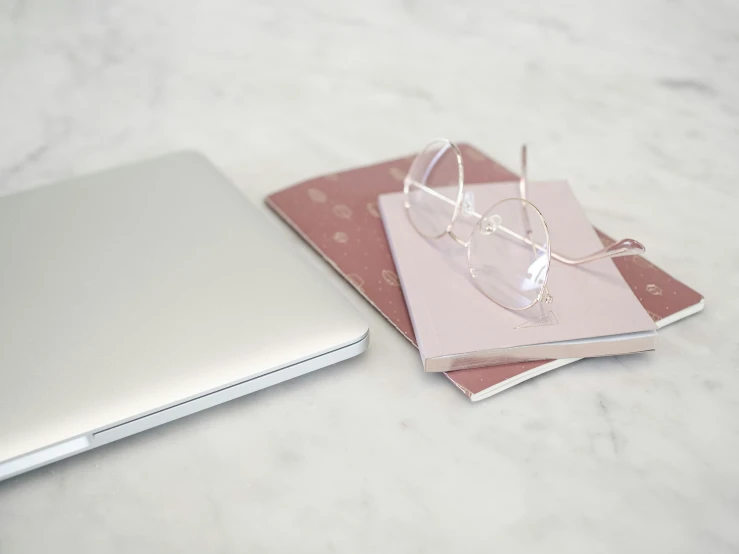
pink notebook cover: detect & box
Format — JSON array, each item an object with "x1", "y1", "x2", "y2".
[
  {"x1": 265, "y1": 144, "x2": 704, "y2": 400},
  {"x1": 379, "y1": 181, "x2": 657, "y2": 372}
]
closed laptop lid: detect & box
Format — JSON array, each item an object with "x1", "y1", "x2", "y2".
[{"x1": 0, "y1": 152, "x2": 368, "y2": 464}]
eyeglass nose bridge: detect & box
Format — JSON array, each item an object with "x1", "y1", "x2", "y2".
[{"x1": 448, "y1": 230, "x2": 470, "y2": 248}]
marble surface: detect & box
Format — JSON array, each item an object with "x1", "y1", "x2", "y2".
[{"x1": 1, "y1": 0, "x2": 738, "y2": 552}]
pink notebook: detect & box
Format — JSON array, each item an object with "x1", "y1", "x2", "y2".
[
  {"x1": 266, "y1": 144, "x2": 704, "y2": 400},
  {"x1": 379, "y1": 181, "x2": 658, "y2": 372}
]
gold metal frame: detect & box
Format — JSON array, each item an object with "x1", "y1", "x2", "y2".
[{"x1": 403, "y1": 138, "x2": 646, "y2": 311}]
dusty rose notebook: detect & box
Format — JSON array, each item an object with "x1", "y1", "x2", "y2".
[
  {"x1": 379, "y1": 181, "x2": 657, "y2": 372},
  {"x1": 266, "y1": 145, "x2": 704, "y2": 400}
]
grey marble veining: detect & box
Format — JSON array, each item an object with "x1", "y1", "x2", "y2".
[{"x1": 1, "y1": 0, "x2": 738, "y2": 552}]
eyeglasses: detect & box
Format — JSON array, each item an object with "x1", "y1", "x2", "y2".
[{"x1": 403, "y1": 139, "x2": 646, "y2": 311}]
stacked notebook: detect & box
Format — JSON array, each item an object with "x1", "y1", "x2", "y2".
[
  {"x1": 379, "y1": 180, "x2": 658, "y2": 371},
  {"x1": 266, "y1": 144, "x2": 704, "y2": 401}
]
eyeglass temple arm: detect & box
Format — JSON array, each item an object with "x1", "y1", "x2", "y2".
[
  {"x1": 516, "y1": 144, "x2": 645, "y2": 264},
  {"x1": 488, "y1": 217, "x2": 645, "y2": 264},
  {"x1": 550, "y1": 238, "x2": 645, "y2": 265},
  {"x1": 405, "y1": 178, "x2": 646, "y2": 264},
  {"x1": 519, "y1": 145, "x2": 537, "y2": 258}
]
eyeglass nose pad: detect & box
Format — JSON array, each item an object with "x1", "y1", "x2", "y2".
[
  {"x1": 539, "y1": 286, "x2": 554, "y2": 304},
  {"x1": 462, "y1": 191, "x2": 475, "y2": 214},
  {"x1": 480, "y1": 214, "x2": 502, "y2": 235}
]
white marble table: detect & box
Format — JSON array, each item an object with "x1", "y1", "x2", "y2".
[{"x1": 1, "y1": 0, "x2": 738, "y2": 552}]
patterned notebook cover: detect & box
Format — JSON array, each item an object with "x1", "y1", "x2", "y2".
[{"x1": 265, "y1": 144, "x2": 704, "y2": 400}]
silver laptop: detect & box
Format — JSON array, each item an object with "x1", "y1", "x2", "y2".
[{"x1": 0, "y1": 151, "x2": 369, "y2": 481}]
